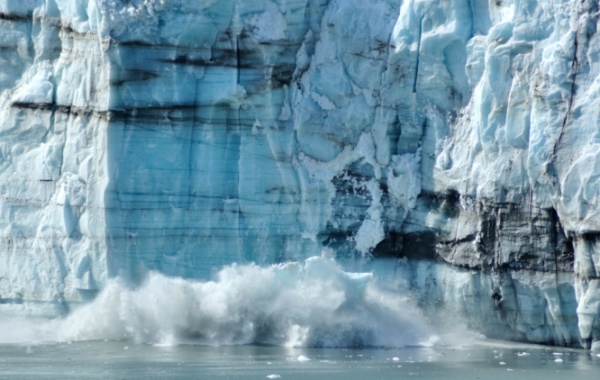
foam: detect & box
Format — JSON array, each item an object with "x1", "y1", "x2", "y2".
[{"x1": 0, "y1": 255, "x2": 433, "y2": 348}]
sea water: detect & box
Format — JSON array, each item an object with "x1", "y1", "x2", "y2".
[
  {"x1": 1, "y1": 341, "x2": 599, "y2": 379},
  {"x1": 0, "y1": 256, "x2": 599, "y2": 378}
]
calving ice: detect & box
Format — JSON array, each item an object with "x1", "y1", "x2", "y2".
[
  {"x1": 0, "y1": 0, "x2": 599, "y2": 349},
  {"x1": 18, "y1": 255, "x2": 431, "y2": 347}
]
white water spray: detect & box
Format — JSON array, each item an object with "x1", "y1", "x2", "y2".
[{"x1": 4, "y1": 256, "x2": 437, "y2": 347}]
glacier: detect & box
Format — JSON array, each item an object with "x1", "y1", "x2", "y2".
[{"x1": 1, "y1": 0, "x2": 600, "y2": 348}]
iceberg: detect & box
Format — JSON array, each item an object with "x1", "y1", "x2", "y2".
[{"x1": 0, "y1": 0, "x2": 599, "y2": 348}]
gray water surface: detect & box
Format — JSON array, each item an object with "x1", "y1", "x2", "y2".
[{"x1": 0, "y1": 341, "x2": 599, "y2": 379}]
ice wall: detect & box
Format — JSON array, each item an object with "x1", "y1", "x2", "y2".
[
  {"x1": 0, "y1": 0, "x2": 110, "y2": 315},
  {"x1": 1, "y1": 0, "x2": 600, "y2": 348}
]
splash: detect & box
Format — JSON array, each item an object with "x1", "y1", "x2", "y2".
[{"x1": 8, "y1": 256, "x2": 437, "y2": 348}]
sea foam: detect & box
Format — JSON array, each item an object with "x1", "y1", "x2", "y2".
[{"x1": 41, "y1": 255, "x2": 435, "y2": 348}]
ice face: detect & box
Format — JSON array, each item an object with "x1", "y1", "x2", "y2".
[{"x1": 0, "y1": 0, "x2": 600, "y2": 348}]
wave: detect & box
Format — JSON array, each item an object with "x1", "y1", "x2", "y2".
[{"x1": 4, "y1": 255, "x2": 438, "y2": 348}]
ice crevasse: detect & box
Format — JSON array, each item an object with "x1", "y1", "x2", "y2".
[{"x1": 1, "y1": 0, "x2": 600, "y2": 348}]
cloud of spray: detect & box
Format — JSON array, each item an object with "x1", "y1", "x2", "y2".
[{"x1": 4, "y1": 256, "x2": 438, "y2": 348}]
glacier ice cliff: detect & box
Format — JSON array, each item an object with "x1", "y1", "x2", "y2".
[{"x1": 1, "y1": 0, "x2": 600, "y2": 348}]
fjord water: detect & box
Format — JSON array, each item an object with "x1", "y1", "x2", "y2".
[
  {"x1": 1, "y1": 256, "x2": 599, "y2": 378},
  {"x1": 1, "y1": 342, "x2": 599, "y2": 379}
]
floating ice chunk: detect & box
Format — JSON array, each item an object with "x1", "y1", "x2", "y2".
[
  {"x1": 354, "y1": 217, "x2": 384, "y2": 254},
  {"x1": 297, "y1": 355, "x2": 311, "y2": 362},
  {"x1": 266, "y1": 375, "x2": 281, "y2": 379}
]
